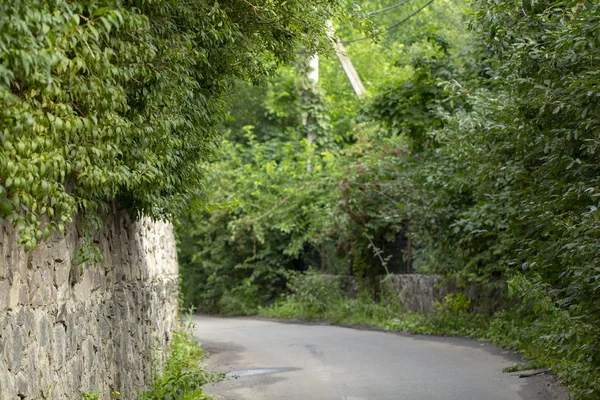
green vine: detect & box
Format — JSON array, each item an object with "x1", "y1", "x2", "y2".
[{"x1": 0, "y1": 0, "x2": 366, "y2": 251}]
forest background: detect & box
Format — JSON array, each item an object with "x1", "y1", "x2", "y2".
[{"x1": 177, "y1": 0, "x2": 600, "y2": 398}]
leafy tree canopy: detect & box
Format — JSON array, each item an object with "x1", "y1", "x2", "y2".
[{"x1": 0, "y1": 0, "x2": 364, "y2": 250}]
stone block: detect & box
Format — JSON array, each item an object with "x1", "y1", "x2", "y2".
[
  {"x1": 16, "y1": 309, "x2": 35, "y2": 336},
  {"x1": 64, "y1": 314, "x2": 76, "y2": 359},
  {"x1": 42, "y1": 267, "x2": 53, "y2": 285},
  {"x1": 0, "y1": 281, "x2": 9, "y2": 313},
  {"x1": 74, "y1": 270, "x2": 92, "y2": 303},
  {"x1": 0, "y1": 324, "x2": 10, "y2": 366},
  {"x1": 0, "y1": 366, "x2": 16, "y2": 399},
  {"x1": 0, "y1": 254, "x2": 7, "y2": 280},
  {"x1": 39, "y1": 316, "x2": 50, "y2": 347},
  {"x1": 98, "y1": 315, "x2": 111, "y2": 340},
  {"x1": 8, "y1": 279, "x2": 21, "y2": 310},
  {"x1": 51, "y1": 323, "x2": 66, "y2": 367},
  {"x1": 31, "y1": 283, "x2": 51, "y2": 307},
  {"x1": 31, "y1": 243, "x2": 51, "y2": 270},
  {"x1": 16, "y1": 371, "x2": 31, "y2": 397},
  {"x1": 10, "y1": 327, "x2": 23, "y2": 371},
  {"x1": 82, "y1": 336, "x2": 94, "y2": 372},
  {"x1": 49, "y1": 239, "x2": 72, "y2": 266},
  {"x1": 69, "y1": 357, "x2": 83, "y2": 393},
  {"x1": 18, "y1": 283, "x2": 28, "y2": 305},
  {"x1": 37, "y1": 352, "x2": 53, "y2": 397},
  {"x1": 54, "y1": 261, "x2": 70, "y2": 288},
  {"x1": 56, "y1": 282, "x2": 69, "y2": 304},
  {"x1": 25, "y1": 345, "x2": 40, "y2": 395}
]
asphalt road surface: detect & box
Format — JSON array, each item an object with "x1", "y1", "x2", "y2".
[{"x1": 193, "y1": 316, "x2": 568, "y2": 400}]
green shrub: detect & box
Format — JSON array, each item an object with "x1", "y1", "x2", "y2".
[
  {"x1": 81, "y1": 392, "x2": 101, "y2": 400},
  {"x1": 434, "y1": 293, "x2": 470, "y2": 316},
  {"x1": 488, "y1": 276, "x2": 600, "y2": 399},
  {"x1": 285, "y1": 271, "x2": 345, "y2": 315},
  {"x1": 385, "y1": 312, "x2": 487, "y2": 337}
]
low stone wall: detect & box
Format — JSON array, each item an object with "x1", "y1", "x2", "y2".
[
  {"x1": 0, "y1": 208, "x2": 179, "y2": 399},
  {"x1": 330, "y1": 274, "x2": 505, "y2": 314},
  {"x1": 385, "y1": 274, "x2": 446, "y2": 313}
]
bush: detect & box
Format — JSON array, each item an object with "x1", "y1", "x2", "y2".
[
  {"x1": 285, "y1": 271, "x2": 345, "y2": 315},
  {"x1": 488, "y1": 276, "x2": 600, "y2": 399}
]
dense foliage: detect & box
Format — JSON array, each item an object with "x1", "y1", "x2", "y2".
[
  {"x1": 178, "y1": 0, "x2": 474, "y2": 312},
  {"x1": 178, "y1": 133, "x2": 340, "y2": 314},
  {"x1": 0, "y1": 0, "x2": 362, "y2": 251},
  {"x1": 179, "y1": 0, "x2": 600, "y2": 397}
]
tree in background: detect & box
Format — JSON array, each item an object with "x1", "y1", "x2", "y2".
[{"x1": 178, "y1": 0, "x2": 472, "y2": 309}]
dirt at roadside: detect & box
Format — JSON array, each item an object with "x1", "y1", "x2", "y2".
[{"x1": 516, "y1": 371, "x2": 571, "y2": 400}]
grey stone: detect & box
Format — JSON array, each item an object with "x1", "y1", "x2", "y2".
[
  {"x1": 37, "y1": 355, "x2": 52, "y2": 398},
  {"x1": 0, "y1": 254, "x2": 7, "y2": 280},
  {"x1": 82, "y1": 336, "x2": 94, "y2": 372},
  {"x1": 5, "y1": 257, "x2": 13, "y2": 284},
  {"x1": 8, "y1": 279, "x2": 20, "y2": 309},
  {"x1": 56, "y1": 281, "x2": 69, "y2": 304},
  {"x1": 52, "y1": 323, "x2": 66, "y2": 367},
  {"x1": 56, "y1": 303, "x2": 67, "y2": 324},
  {"x1": 73, "y1": 270, "x2": 92, "y2": 303},
  {"x1": 30, "y1": 268, "x2": 43, "y2": 287},
  {"x1": 16, "y1": 371, "x2": 31, "y2": 397},
  {"x1": 54, "y1": 261, "x2": 70, "y2": 288},
  {"x1": 99, "y1": 316, "x2": 111, "y2": 339},
  {"x1": 39, "y1": 316, "x2": 50, "y2": 347},
  {"x1": 0, "y1": 366, "x2": 16, "y2": 398},
  {"x1": 16, "y1": 308, "x2": 35, "y2": 335},
  {"x1": 11, "y1": 328, "x2": 23, "y2": 371},
  {"x1": 0, "y1": 281, "x2": 9, "y2": 313},
  {"x1": 0, "y1": 324, "x2": 10, "y2": 366},
  {"x1": 70, "y1": 357, "x2": 83, "y2": 393},
  {"x1": 42, "y1": 268, "x2": 53, "y2": 286},
  {"x1": 31, "y1": 283, "x2": 50, "y2": 307},
  {"x1": 18, "y1": 283, "x2": 28, "y2": 305}
]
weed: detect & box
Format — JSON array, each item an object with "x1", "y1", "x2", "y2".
[{"x1": 139, "y1": 317, "x2": 223, "y2": 400}]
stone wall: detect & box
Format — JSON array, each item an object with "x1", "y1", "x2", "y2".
[
  {"x1": 0, "y1": 208, "x2": 179, "y2": 399},
  {"x1": 330, "y1": 274, "x2": 505, "y2": 314}
]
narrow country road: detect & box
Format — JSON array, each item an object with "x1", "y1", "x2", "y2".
[{"x1": 193, "y1": 316, "x2": 567, "y2": 400}]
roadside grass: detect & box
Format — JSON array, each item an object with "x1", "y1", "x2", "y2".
[
  {"x1": 258, "y1": 270, "x2": 488, "y2": 337},
  {"x1": 502, "y1": 359, "x2": 547, "y2": 373},
  {"x1": 259, "y1": 291, "x2": 489, "y2": 338},
  {"x1": 138, "y1": 318, "x2": 223, "y2": 400}
]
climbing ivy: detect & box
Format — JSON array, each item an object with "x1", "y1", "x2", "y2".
[{"x1": 0, "y1": 0, "x2": 364, "y2": 251}]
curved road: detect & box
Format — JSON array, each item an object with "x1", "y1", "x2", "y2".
[{"x1": 193, "y1": 316, "x2": 567, "y2": 400}]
